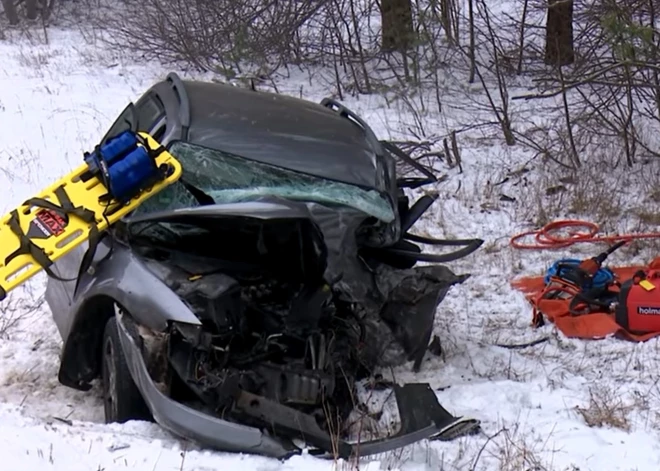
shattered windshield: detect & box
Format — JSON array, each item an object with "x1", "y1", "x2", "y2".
[{"x1": 135, "y1": 141, "x2": 395, "y2": 222}]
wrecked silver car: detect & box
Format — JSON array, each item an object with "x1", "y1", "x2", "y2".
[{"x1": 45, "y1": 73, "x2": 483, "y2": 458}]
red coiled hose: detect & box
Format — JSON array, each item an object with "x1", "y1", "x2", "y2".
[{"x1": 510, "y1": 219, "x2": 660, "y2": 250}]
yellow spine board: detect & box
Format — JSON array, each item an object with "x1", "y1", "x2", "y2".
[{"x1": 0, "y1": 132, "x2": 182, "y2": 298}]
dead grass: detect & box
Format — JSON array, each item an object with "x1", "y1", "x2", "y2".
[
  {"x1": 632, "y1": 210, "x2": 660, "y2": 226},
  {"x1": 14, "y1": 47, "x2": 52, "y2": 69},
  {"x1": 575, "y1": 385, "x2": 633, "y2": 432},
  {"x1": 516, "y1": 166, "x2": 622, "y2": 228},
  {"x1": 469, "y1": 422, "x2": 564, "y2": 471},
  {"x1": 480, "y1": 241, "x2": 502, "y2": 255},
  {"x1": 566, "y1": 184, "x2": 622, "y2": 223},
  {"x1": 508, "y1": 145, "x2": 660, "y2": 236},
  {"x1": 0, "y1": 285, "x2": 44, "y2": 339},
  {"x1": 649, "y1": 188, "x2": 660, "y2": 203}
]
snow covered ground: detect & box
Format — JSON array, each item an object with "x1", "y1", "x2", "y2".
[{"x1": 1, "y1": 19, "x2": 660, "y2": 471}]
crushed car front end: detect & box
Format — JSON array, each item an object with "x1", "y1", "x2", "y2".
[
  {"x1": 116, "y1": 307, "x2": 476, "y2": 459},
  {"x1": 101, "y1": 198, "x2": 478, "y2": 458}
]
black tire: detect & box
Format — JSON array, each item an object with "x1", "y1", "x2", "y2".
[{"x1": 101, "y1": 316, "x2": 152, "y2": 423}]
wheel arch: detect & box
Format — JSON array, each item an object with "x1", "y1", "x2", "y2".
[
  {"x1": 57, "y1": 294, "x2": 120, "y2": 391},
  {"x1": 56, "y1": 246, "x2": 202, "y2": 391}
]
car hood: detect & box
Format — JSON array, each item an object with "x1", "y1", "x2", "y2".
[{"x1": 125, "y1": 199, "x2": 315, "y2": 224}]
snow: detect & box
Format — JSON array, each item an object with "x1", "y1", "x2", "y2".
[{"x1": 1, "y1": 16, "x2": 660, "y2": 471}]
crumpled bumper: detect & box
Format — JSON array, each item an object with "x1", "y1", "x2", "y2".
[{"x1": 115, "y1": 314, "x2": 480, "y2": 459}]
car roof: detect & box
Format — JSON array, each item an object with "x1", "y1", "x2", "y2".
[{"x1": 159, "y1": 79, "x2": 386, "y2": 190}]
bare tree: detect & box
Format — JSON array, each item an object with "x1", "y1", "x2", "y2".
[
  {"x1": 25, "y1": 0, "x2": 38, "y2": 20},
  {"x1": 380, "y1": 0, "x2": 414, "y2": 52},
  {"x1": 1, "y1": 0, "x2": 55, "y2": 24},
  {"x1": 439, "y1": 0, "x2": 453, "y2": 43},
  {"x1": 545, "y1": 0, "x2": 575, "y2": 66},
  {"x1": 2, "y1": 0, "x2": 19, "y2": 24},
  {"x1": 467, "y1": 0, "x2": 475, "y2": 82}
]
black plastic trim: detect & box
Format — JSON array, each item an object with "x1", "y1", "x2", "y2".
[
  {"x1": 166, "y1": 72, "x2": 191, "y2": 140},
  {"x1": 319, "y1": 97, "x2": 382, "y2": 153},
  {"x1": 380, "y1": 141, "x2": 438, "y2": 181}
]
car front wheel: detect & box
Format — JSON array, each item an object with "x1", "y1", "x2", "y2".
[{"x1": 101, "y1": 316, "x2": 152, "y2": 423}]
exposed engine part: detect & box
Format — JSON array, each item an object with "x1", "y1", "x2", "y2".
[
  {"x1": 172, "y1": 271, "x2": 245, "y2": 335},
  {"x1": 116, "y1": 308, "x2": 170, "y2": 392},
  {"x1": 253, "y1": 362, "x2": 335, "y2": 406},
  {"x1": 137, "y1": 323, "x2": 169, "y2": 386},
  {"x1": 164, "y1": 275, "x2": 358, "y2": 431}
]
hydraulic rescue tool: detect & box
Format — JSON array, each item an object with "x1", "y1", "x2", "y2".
[{"x1": 538, "y1": 241, "x2": 660, "y2": 334}]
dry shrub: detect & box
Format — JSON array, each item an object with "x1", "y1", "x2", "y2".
[
  {"x1": 0, "y1": 284, "x2": 45, "y2": 338},
  {"x1": 575, "y1": 385, "x2": 633, "y2": 431},
  {"x1": 471, "y1": 423, "x2": 562, "y2": 471}
]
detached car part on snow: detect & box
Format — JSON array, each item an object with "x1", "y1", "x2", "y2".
[{"x1": 45, "y1": 73, "x2": 483, "y2": 458}]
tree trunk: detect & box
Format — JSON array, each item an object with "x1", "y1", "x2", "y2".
[
  {"x1": 544, "y1": 0, "x2": 574, "y2": 67},
  {"x1": 380, "y1": 0, "x2": 414, "y2": 53},
  {"x1": 25, "y1": 0, "x2": 38, "y2": 20},
  {"x1": 440, "y1": 0, "x2": 453, "y2": 42},
  {"x1": 468, "y1": 0, "x2": 475, "y2": 82},
  {"x1": 2, "y1": 0, "x2": 19, "y2": 25}
]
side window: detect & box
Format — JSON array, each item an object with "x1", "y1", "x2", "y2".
[
  {"x1": 151, "y1": 122, "x2": 166, "y2": 142},
  {"x1": 100, "y1": 103, "x2": 136, "y2": 145},
  {"x1": 100, "y1": 93, "x2": 165, "y2": 146},
  {"x1": 135, "y1": 93, "x2": 165, "y2": 133}
]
